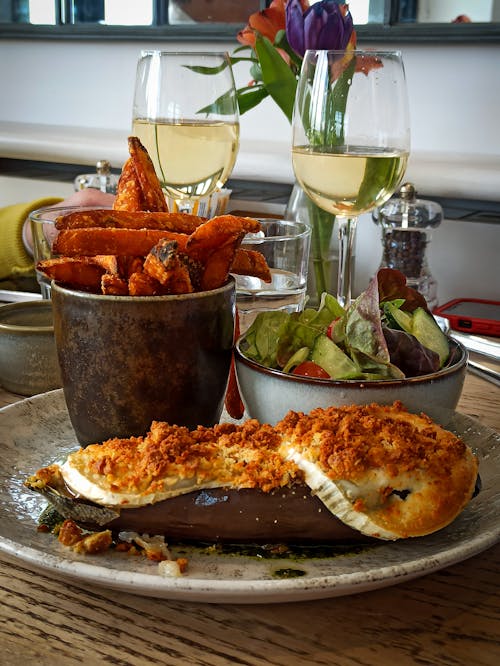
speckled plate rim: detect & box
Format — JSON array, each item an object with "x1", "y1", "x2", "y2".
[{"x1": 0, "y1": 390, "x2": 498, "y2": 605}]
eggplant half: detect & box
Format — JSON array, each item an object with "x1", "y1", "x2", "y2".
[{"x1": 25, "y1": 471, "x2": 366, "y2": 544}]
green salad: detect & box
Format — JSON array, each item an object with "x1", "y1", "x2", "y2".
[{"x1": 238, "y1": 269, "x2": 450, "y2": 381}]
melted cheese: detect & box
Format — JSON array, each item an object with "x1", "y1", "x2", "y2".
[
  {"x1": 59, "y1": 419, "x2": 299, "y2": 508},
  {"x1": 280, "y1": 443, "x2": 400, "y2": 540},
  {"x1": 60, "y1": 458, "x2": 216, "y2": 507},
  {"x1": 277, "y1": 402, "x2": 479, "y2": 538}
]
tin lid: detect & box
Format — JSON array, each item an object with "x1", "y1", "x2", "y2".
[
  {"x1": 73, "y1": 160, "x2": 118, "y2": 193},
  {"x1": 96, "y1": 160, "x2": 112, "y2": 174}
]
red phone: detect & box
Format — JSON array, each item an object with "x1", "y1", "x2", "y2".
[{"x1": 433, "y1": 298, "x2": 500, "y2": 337}]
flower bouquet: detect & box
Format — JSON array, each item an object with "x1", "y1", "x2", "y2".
[{"x1": 229, "y1": 0, "x2": 358, "y2": 305}]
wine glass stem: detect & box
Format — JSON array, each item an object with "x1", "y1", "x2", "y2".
[{"x1": 337, "y1": 216, "x2": 358, "y2": 308}]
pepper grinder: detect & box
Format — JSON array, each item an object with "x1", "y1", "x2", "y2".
[
  {"x1": 372, "y1": 183, "x2": 443, "y2": 310},
  {"x1": 74, "y1": 160, "x2": 119, "y2": 194}
]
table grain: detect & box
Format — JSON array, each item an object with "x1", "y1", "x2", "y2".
[{"x1": 0, "y1": 374, "x2": 498, "y2": 666}]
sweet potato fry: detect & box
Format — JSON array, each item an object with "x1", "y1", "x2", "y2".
[
  {"x1": 116, "y1": 256, "x2": 145, "y2": 280},
  {"x1": 101, "y1": 274, "x2": 129, "y2": 295},
  {"x1": 128, "y1": 136, "x2": 169, "y2": 212},
  {"x1": 144, "y1": 239, "x2": 194, "y2": 289},
  {"x1": 224, "y1": 311, "x2": 245, "y2": 420},
  {"x1": 54, "y1": 228, "x2": 188, "y2": 257},
  {"x1": 199, "y1": 234, "x2": 245, "y2": 291},
  {"x1": 91, "y1": 255, "x2": 119, "y2": 274},
  {"x1": 144, "y1": 252, "x2": 194, "y2": 294},
  {"x1": 128, "y1": 271, "x2": 166, "y2": 296},
  {"x1": 143, "y1": 251, "x2": 170, "y2": 285},
  {"x1": 230, "y1": 249, "x2": 272, "y2": 283},
  {"x1": 113, "y1": 157, "x2": 145, "y2": 212},
  {"x1": 55, "y1": 209, "x2": 205, "y2": 234},
  {"x1": 186, "y1": 215, "x2": 261, "y2": 263},
  {"x1": 145, "y1": 238, "x2": 201, "y2": 293},
  {"x1": 37, "y1": 257, "x2": 107, "y2": 291}
]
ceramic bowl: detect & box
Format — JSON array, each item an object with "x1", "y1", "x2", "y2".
[
  {"x1": 234, "y1": 338, "x2": 467, "y2": 424},
  {"x1": 0, "y1": 301, "x2": 62, "y2": 396}
]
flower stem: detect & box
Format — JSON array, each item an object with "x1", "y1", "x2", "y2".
[{"x1": 304, "y1": 191, "x2": 336, "y2": 304}]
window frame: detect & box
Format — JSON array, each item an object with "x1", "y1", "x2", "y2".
[{"x1": 1, "y1": 0, "x2": 499, "y2": 43}]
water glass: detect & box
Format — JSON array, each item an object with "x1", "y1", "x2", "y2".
[
  {"x1": 234, "y1": 219, "x2": 311, "y2": 333},
  {"x1": 29, "y1": 205, "x2": 112, "y2": 299}
]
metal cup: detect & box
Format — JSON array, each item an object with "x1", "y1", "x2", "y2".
[{"x1": 51, "y1": 280, "x2": 235, "y2": 445}]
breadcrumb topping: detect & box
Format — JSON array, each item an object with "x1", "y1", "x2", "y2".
[
  {"x1": 67, "y1": 419, "x2": 302, "y2": 498},
  {"x1": 276, "y1": 401, "x2": 468, "y2": 483}
]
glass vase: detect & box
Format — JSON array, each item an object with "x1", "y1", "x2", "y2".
[{"x1": 285, "y1": 183, "x2": 355, "y2": 308}]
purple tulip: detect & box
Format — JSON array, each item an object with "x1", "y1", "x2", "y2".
[{"x1": 286, "y1": 0, "x2": 355, "y2": 58}]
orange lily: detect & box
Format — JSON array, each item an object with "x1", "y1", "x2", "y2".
[
  {"x1": 237, "y1": 0, "x2": 308, "y2": 49},
  {"x1": 331, "y1": 48, "x2": 383, "y2": 83}
]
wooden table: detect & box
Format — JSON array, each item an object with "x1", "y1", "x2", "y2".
[{"x1": 0, "y1": 375, "x2": 498, "y2": 666}]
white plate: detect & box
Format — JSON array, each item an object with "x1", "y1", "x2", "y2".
[{"x1": 0, "y1": 390, "x2": 498, "y2": 604}]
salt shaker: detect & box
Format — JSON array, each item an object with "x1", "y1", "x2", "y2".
[
  {"x1": 372, "y1": 183, "x2": 443, "y2": 310},
  {"x1": 74, "y1": 160, "x2": 119, "y2": 194}
]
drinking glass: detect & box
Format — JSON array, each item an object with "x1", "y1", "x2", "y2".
[
  {"x1": 29, "y1": 205, "x2": 113, "y2": 299},
  {"x1": 292, "y1": 50, "x2": 410, "y2": 306},
  {"x1": 132, "y1": 50, "x2": 240, "y2": 213},
  {"x1": 234, "y1": 218, "x2": 311, "y2": 333}
]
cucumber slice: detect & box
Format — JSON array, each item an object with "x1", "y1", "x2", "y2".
[
  {"x1": 412, "y1": 308, "x2": 450, "y2": 367},
  {"x1": 386, "y1": 303, "x2": 414, "y2": 333},
  {"x1": 283, "y1": 347, "x2": 310, "y2": 374},
  {"x1": 310, "y1": 335, "x2": 359, "y2": 379}
]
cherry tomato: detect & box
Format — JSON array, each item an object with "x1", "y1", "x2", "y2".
[
  {"x1": 292, "y1": 361, "x2": 330, "y2": 378},
  {"x1": 326, "y1": 317, "x2": 341, "y2": 340}
]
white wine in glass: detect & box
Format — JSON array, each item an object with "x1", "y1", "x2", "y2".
[
  {"x1": 132, "y1": 51, "x2": 240, "y2": 212},
  {"x1": 292, "y1": 50, "x2": 410, "y2": 306}
]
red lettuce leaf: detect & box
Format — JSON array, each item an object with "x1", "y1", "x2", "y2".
[
  {"x1": 383, "y1": 326, "x2": 440, "y2": 376},
  {"x1": 344, "y1": 272, "x2": 390, "y2": 363},
  {"x1": 377, "y1": 268, "x2": 429, "y2": 313}
]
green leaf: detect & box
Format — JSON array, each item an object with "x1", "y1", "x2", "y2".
[
  {"x1": 232, "y1": 45, "x2": 254, "y2": 56},
  {"x1": 243, "y1": 311, "x2": 290, "y2": 368},
  {"x1": 229, "y1": 55, "x2": 258, "y2": 66},
  {"x1": 344, "y1": 276, "x2": 391, "y2": 365},
  {"x1": 198, "y1": 89, "x2": 239, "y2": 116},
  {"x1": 255, "y1": 35, "x2": 297, "y2": 123},
  {"x1": 185, "y1": 63, "x2": 229, "y2": 76},
  {"x1": 236, "y1": 85, "x2": 269, "y2": 115},
  {"x1": 325, "y1": 56, "x2": 356, "y2": 145},
  {"x1": 250, "y1": 61, "x2": 263, "y2": 82}
]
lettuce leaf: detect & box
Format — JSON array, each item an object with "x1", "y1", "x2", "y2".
[
  {"x1": 241, "y1": 311, "x2": 289, "y2": 367},
  {"x1": 238, "y1": 269, "x2": 448, "y2": 380},
  {"x1": 377, "y1": 268, "x2": 429, "y2": 313},
  {"x1": 383, "y1": 327, "x2": 440, "y2": 376},
  {"x1": 343, "y1": 274, "x2": 390, "y2": 365}
]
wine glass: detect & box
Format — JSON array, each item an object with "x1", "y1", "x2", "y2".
[
  {"x1": 132, "y1": 50, "x2": 240, "y2": 213},
  {"x1": 292, "y1": 50, "x2": 410, "y2": 307}
]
